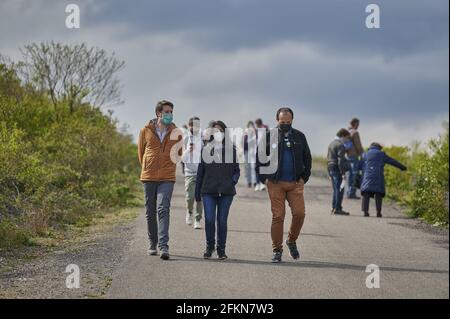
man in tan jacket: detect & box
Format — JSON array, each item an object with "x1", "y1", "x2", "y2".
[
  {"x1": 346, "y1": 118, "x2": 364, "y2": 199},
  {"x1": 138, "y1": 100, "x2": 183, "y2": 260}
]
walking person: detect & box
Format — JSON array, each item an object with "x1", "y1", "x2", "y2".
[
  {"x1": 360, "y1": 142, "x2": 407, "y2": 217},
  {"x1": 243, "y1": 121, "x2": 257, "y2": 188},
  {"x1": 137, "y1": 100, "x2": 183, "y2": 260},
  {"x1": 327, "y1": 129, "x2": 352, "y2": 215},
  {"x1": 346, "y1": 118, "x2": 364, "y2": 199},
  {"x1": 254, "y1": 118, "x2": 269, "y2": 191},
  {"x1": 195, "y1": 121, "x2": 240, "y2": 260},
  {"x1": 182, "y1": 116, "x2": 203, "y2": 229},
  {"x1": 256, "y1": 108, "x2": 312, "y2": 263}
]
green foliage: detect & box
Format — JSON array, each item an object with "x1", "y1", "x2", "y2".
[
  {"x1": 383, "y1": 124, "x2": 449, "y2": 226},
  {"x1": 0, "y1": 57, "x2": 140, "y2": 248}
]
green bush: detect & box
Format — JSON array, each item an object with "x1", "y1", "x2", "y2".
[
  {"x1": 384, "y1": 124, "x2": 449, "y2": 226},
  {"x1": 0, "y1": 60, "x2": 141, "y2": 248}
]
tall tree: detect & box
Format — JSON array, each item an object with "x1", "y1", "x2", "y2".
[{"x1": 18, "y1": 42, "x2": 125, "y2": 113}]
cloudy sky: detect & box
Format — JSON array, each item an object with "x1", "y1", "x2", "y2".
[{"x1": 0, "y1": 0, "x2": 448, "y2": 155}]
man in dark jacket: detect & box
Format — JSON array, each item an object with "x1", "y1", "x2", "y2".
[
  {"x1": 256, "y1": 107, "x2": 312, "y2": 263},
  {"x1": 327, "y1": 129, "x2": 352, "y2": 216}
]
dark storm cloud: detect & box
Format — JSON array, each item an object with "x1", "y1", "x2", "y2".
[{"x1": 89, "y1": 0, "x2": 449, "y2": 56}]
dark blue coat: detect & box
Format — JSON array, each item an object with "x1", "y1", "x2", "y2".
[{"x1": 359, "y1": 146, "x2": 406, "y2": 196}]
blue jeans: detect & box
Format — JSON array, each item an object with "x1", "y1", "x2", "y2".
[
  {"x1": 346, "y1": 156, "x2": 358, "y2": 197},
  {"x1": 328, "y1": 168, "x2": 344, "y2": 211},
  {"x1": 143, "y1": 181, "x2": 174, "y2": 252},
  {"x1": 202, "y1": 194, "x2": 234, "y2": 251}
]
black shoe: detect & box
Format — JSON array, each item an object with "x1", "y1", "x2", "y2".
[
  {"x1": 334, "y1": 209, "x2": 350, "y2": 215},
  {"x1": 285, "y1": 240, "x2": 300, "y2": 260},
  {"x1": 160, "y1": 251, "x2": 170, "y2": 260},
  {"x1": 364, "y1": 212, "x2": 370, "y2": 217},
  {"x1": 347, "y1": 195, "x2": 361, "y2": 200},
  {"x1": 271, "y1": 250, "x2": 282, "y2": 263},
  {"x1": 377, "y1": 213, "x2": 383, "y2": 218},
  {"x1": 203, "y1": 247, "x2": 215, "y2": 259},
  {"x1": 217, "y1": 249, "x2": 228, "y2": 260}
]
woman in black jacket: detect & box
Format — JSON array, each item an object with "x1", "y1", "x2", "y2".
[{"x1": 195, "y1": 121, "x2": 240, "y2": 260}]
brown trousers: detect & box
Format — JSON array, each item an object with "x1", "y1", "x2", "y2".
[{"x1": 267, "y1": 180, "x2": 306, "y2": 251}]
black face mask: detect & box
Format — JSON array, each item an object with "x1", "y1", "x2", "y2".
[{"x1": 279, "y1": 123, "x2": 292, "y2": 133}]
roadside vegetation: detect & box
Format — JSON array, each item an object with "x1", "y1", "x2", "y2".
[{"x1": 0, "y1": 42, "x2": 141, "y2": 249}]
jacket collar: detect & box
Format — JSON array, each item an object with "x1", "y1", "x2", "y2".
[{"x1": 146, "y1": 118, "x2": 176, "y2": 135}]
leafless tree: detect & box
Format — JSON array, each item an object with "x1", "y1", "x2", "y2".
[{"x1": 18, "y1": 42, "x2": 125, "y2": 113}]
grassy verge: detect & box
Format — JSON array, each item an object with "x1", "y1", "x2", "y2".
[{"x1": 0, "y1": 188, "x2": 143, "y2": 276}]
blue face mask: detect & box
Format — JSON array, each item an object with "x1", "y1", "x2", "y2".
[{"x1": 161, "y1": 113, "x2": 173, "y2": 125}]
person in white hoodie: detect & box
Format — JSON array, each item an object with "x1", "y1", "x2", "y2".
[{"x1": 182, "y1": 117, "x2": 203, "y2": 229}]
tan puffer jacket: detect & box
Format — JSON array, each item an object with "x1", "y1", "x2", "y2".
[{"x1": 137, "y1": 119, "x2": 183, "y2": 182}]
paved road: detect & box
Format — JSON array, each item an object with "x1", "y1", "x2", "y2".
[{"x1": 107, "y1": 171, "x2": 449, "y2": 299}]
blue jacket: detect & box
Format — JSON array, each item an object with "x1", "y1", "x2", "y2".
[{"x1": 359, "y1": 146, "x2": 406, "y2": 196}]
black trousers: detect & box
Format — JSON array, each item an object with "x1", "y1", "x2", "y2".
[{"x1": 362, "y1": 192, "x2": 383, "y2": 214}]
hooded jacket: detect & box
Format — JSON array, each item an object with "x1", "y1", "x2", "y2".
[
  {"x1": 359, "y1": 145, "x2": 407, "y2": 196},
  {"x1": 137, "y1": 118, "x2": 183, "y2": 182}
]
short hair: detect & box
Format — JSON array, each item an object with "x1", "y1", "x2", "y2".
[
  {"x1": 213, "y1": 120, "x2": 227, "y2": 131},
  {"x1": 370, "y1": 142, "x2": 383, "y2": 149},
  {"x1": 247, "y1": 121, "x2": 255, "y2": 128},
  {"x1": 155, "y1": 100, "x2": 174, "y2": 115},
  {"x1": 276, "y1": 107, "x2": 294, "y2": 121},
  {"x1": 350, "y1": 118, "x2": 360, "y2": 126},
  {"x1": 336, "y1": 128, "x2": 351, "y2": 138},
  {"x1": 188, "y1": 116, "x2": 200, "y2": 126},
  {"x1": 255, "y1": 118, "x2": 263, "y2": 125}
]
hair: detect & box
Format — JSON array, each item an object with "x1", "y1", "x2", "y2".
[
  {"x1": 350, "y1": 118, "x2": 360, "y2": 127},
  {"x1": 255, "y1": 118, "x2": 263, "y2": 125},
  {"x1": 336, "y1": 128, "x2": 351, "y2": 138},
  {"x1": 213, "y1": 120, "x2": 227, "y2": 131},
  {"x1": 155, "y1": 100, "x2": 174, "y2": 116},
  {"x1": 276, "y1": 107, "x2": 294, "y2": 121},
  {"x1": 370, "y1": 142, "x2": 383, "y2": 149},
  {"x1": 188, "y1": 116, "x2": 200, "y2": 126},
  {"x1": 247, "y1": 121, "x2": 255, "y2": 128},
  {"x1": 206, "y1": 120, "x2": 228, "y2": 145}
]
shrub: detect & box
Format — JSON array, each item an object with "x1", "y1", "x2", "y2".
[{"x1": 0, "y1": 57, "x2": 140, "y2": 248}]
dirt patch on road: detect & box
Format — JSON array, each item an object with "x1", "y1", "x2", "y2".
[{"x1": 0, "y1": 207, "x2": 140, "y2": 299}]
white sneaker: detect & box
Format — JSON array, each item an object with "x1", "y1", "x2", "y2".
[
  {"x1": 259, "y1": 183, "x2": 267, "y2": 191},
  {"x1": 186, "y1": 213, "x2": 193, "y2": 225},
  {"x1": 254, "y1": 184, "x2": 261, "y2": 191},
  {"x1": 194, "y1": 220, "x2": 201, "y2": 229}
]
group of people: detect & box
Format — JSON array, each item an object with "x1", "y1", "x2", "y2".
[
  {"x1": 326, "y1": 118, "x2": 407, "y2": 217},
  {"x1": 138, "y1": 100, "x2": 311, "y2": 263},
  {"x1": 137, "y1": 100, "x2": 407, "y2": 264},
  {"x1": 241, "y1": 118, "x2": 270, "y2": 192}
]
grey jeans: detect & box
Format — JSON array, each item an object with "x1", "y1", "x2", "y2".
[{"x1": 143, "y1": 181, "x2": 175, "y2": 252}]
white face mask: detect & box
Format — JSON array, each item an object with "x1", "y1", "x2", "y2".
[{"x1": 214, "y1": 131, "x2": 224, "y2": 143}]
